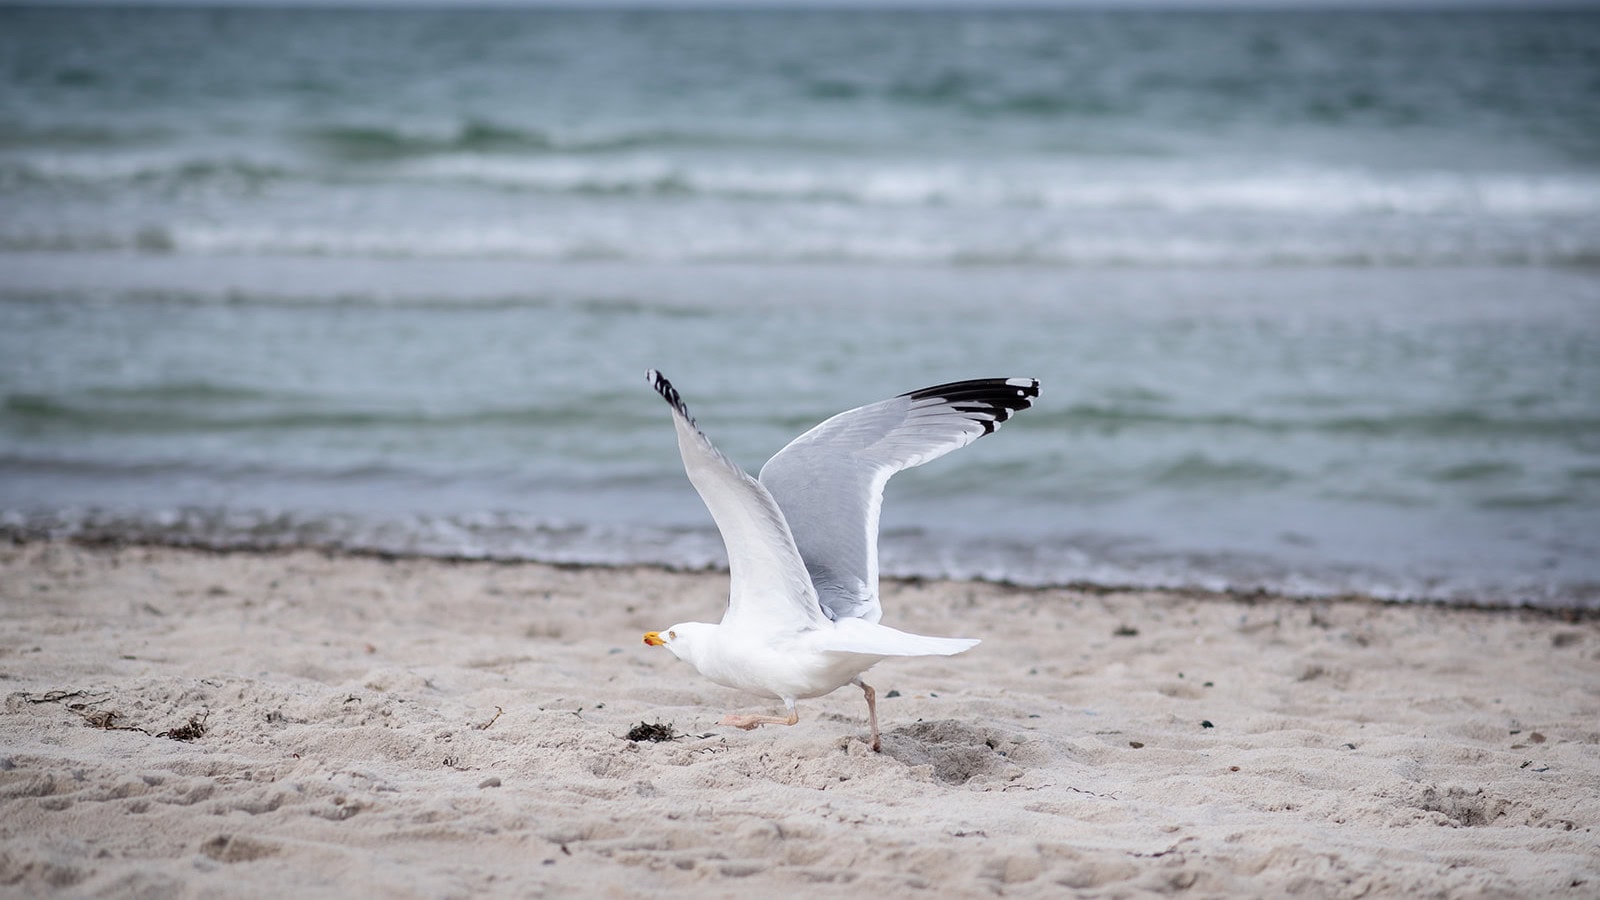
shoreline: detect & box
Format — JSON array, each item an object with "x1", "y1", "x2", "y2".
[
  {"x1": 3, "y1": 539, "x2": 1597, "y2": 896},
  {"x1": 7, "y1": 531, "x2": 1597, "y2": 621}
]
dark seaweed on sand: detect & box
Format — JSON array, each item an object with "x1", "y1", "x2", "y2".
[
  {"x1": 159, "y1": 713, "x2": 208, "y2": 741},
  {"x1": 625, "y1": 721, "x2": 679, "y2": 742}
]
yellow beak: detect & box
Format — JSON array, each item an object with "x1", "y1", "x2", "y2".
[{"x1": 642, "y1": 631, "x2": 665, "y2": 647}]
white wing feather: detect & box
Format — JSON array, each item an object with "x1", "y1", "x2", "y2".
[
  {"x1": 759, "y1": 378, "x2": 1040, "y2": 624},
  {"x1": 808, "y1": 619, "x2": 980, "y2": 657},
  {"x1": 647, "y1": 370, "x2": 828, "y2": 634}
]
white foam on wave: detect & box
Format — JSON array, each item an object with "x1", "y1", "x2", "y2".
[
  {"x1": 1, "y1": 215, "x2": 1594, "y2": 268},
  {"x1": 390, "y1": 153, "x2": 1600, "y2": 217},
  {"x1": 4, "y1": 142, "x2": 1578, "y2": 218}
]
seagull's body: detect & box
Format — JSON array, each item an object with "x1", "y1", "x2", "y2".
[{"x1": 642, "y1": 370, "x2": 1039, "y2": 750}]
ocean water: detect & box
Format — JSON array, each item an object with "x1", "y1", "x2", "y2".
[{"x1": 2, "y1": 7, "x2": 1598, "y2": 607}]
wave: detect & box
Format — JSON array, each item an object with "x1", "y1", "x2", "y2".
[
  {"x1": 0, "y1": 156, "x2": 294, "y2": 191},
  {"x1": 0, "y1": 389, "x2": 651, "y2": 435},
  {"x1": 300, "y1": 121, "x2": 823, "y2": 159},
  {"x1": 3, "y1": 222, "x2": 1597, "y2": 269},
  {"x1": 7, "y1": 148, "x2": 1599, "y2": 218},
  {"x1": 420, "y1": 162, "x2": 1600, "y2": 217},
  {"x1": 305, "y1": 122, "x2": 563, "y2": 160},
  {"x1": 314, "y1": 159, "x2": 1600, "y2": 217},
  {"x1": 1037, "y1": 404, "x2": 1600, "y2": 440}
]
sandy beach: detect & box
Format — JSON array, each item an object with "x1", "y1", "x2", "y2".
[{"x1": 0, "y1": 540, "x2": 1595, "y2": 897}]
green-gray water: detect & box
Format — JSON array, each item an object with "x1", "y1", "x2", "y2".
[{"x1": 3, "y1": 8, "x2": 1597, "y2": 606}]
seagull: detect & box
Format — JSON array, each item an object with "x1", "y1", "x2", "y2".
[{"x1": 641, "y1": 370, "x2": 1040, "y2": 751}]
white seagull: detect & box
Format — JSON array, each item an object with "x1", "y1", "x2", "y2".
[{"x1": 641, "y1": 370, "x2": 1040, "y2": 751}]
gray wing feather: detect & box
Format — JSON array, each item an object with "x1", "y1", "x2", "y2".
[
  {"x1": 759, "y1": 378, "x2": 1040, "y2": 624},
  {"x1": 647, "y1": 371, "x2": 828, "y2": 633}
]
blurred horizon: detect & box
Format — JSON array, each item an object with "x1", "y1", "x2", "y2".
[{"x1": 9, "y1": 0, "x2": 1600, "y2": 10}]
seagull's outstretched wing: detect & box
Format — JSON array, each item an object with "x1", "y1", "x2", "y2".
[
  {"x1": 759, "y1": 378, "x2": 1040, "y2": 624},
  {"x1": 648, "y1": 371, "x2": 828, "y2": 633}
]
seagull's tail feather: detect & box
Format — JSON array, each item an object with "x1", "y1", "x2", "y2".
[{"x1": 814, "y1": 622, "x2": 980, "y2": 658}]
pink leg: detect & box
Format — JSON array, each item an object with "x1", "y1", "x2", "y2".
[
  {"x1": 853, "y1": 678, "x2": 880, "y2": 752},
  {"x1": 719, "y1": 700, "x2": 799, "y2": 731}
]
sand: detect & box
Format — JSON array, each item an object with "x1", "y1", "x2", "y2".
[{"x1": 1, "y1": 540, "x2": 1597, "y2": 898}]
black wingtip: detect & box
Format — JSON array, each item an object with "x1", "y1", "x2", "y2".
[
  {"x1": 646, "y1": 369, "x2": 695, "y2": 424},
  {"x1": 904, "y1": 377, "x2": 1041, "y2": 434}
]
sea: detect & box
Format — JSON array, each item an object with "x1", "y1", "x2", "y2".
[{"x1": 2, "y1": 6, "x2": 1598, "y2": 608}]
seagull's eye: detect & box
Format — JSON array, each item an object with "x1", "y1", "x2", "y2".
[{"x1": 668, "y1": 630, "x2": 677, "y2": 639}]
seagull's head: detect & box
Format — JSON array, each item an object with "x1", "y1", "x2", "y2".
[{"x1": 642, "y1": 622, "x2": 710, "y2": 664}]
